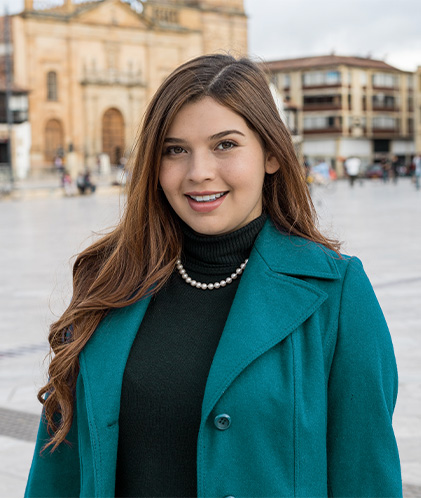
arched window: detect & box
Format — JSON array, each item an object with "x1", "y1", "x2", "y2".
[
  {"x1": 102, "y1": 108, "x2": 125, "y2": 165},
  {"x1": 45, "y1": 119, "x2": 64, "y2": 163},
  {"x1": 47, "y1": 71, "x2": 58, "y2": 101}
]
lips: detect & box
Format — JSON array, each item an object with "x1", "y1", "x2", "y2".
[{"x1": 185, "y1": 191, "x2": 228, "y2": 213}]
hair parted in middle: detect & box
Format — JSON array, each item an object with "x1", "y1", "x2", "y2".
[{"x1": 39, "y1": 53, "x2": 340, "y2": 451}]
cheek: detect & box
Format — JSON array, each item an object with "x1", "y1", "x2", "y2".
[{"x1": 158, "y1": 164, "x2": 175, "y2": 194}]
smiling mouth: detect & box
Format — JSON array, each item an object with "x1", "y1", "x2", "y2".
[{"x1": 186, "y1": 192, "x2": 228, "y2": 202}]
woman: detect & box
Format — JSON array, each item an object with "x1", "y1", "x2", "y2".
[{"x1": 25, "y1": 54, "x2": 402, "y2": 498}]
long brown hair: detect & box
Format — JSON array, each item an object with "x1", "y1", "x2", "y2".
[{"x1": 40, "y1": 53, "x2": 340, "y2": 451}]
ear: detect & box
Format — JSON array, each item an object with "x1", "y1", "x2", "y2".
[{"x1": 265, "y1": 152, "x2": 280, "y2": 174}]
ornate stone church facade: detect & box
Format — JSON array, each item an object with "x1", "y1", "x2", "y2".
[{"x1": 10, "y1": 0, "x2": 247, "y2": 172}]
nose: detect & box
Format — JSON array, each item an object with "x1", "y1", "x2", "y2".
[{"x1": 186, "y1": 150, "x2": 216, "y2": 184}]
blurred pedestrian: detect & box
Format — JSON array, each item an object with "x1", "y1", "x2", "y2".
[
  {"x1": 414, "y1": 153, "x2": 421, "y2": 191},
  {"x1": 391, "y1": 156, "x2": 400, "y2": 184},
  {"x1": 25, "y1": 54, "x2": 402, "y2": 498},
  {"x1": 54, "y1": 155, "x2": 64, "y2": 175},
  {"x1": 381, "y1": 157, "x2": 391, "y2": 183},
  {"x1": 76, "y1": 170, "x2": 96, "y2": 195},
  {"x1": 344, "y1": 156, "x2": 361, "y2": 187},
  {"x1": 61, "y1": 170, "x2": 76, "y2": 197}
]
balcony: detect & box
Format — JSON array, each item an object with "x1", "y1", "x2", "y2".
[
  {"x1": 371, "y1": 128, "x2": 400, "y2": 136},
  {"x1": 303, "y1": 127, "x2": 342, "y2": 135},
  {"x1": 303, "y1": 103, "x2": 342, "y2": 111},
  {"x1": 81, "y1": 68, "x2": 145, "y2": 88},
  {"x1": 372, "y1": 104, "x2": 400, "y2": 112},
  {"x1": 302, "y1": 83, "x2": 341, "y2": 90}
]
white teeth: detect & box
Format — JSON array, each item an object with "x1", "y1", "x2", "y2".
[{"x1": 189, "y1": 192, "x2": 225, "y2": 202}]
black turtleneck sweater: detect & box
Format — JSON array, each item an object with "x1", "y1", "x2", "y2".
[{"x1": 115, "y1": 214, "x2": 267, "y2": 498}]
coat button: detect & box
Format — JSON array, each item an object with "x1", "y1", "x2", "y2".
[{"x1": 214, "y1": 414, "x2": 231, "y2": 430}]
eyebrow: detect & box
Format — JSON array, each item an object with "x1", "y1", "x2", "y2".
[{"x1": 163, "y1": 129, "x2": 246, "y2": 143}]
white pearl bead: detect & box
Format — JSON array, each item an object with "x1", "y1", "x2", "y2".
[{"x1": 176, "y1": 257, "x2": 248, "y2": 290}]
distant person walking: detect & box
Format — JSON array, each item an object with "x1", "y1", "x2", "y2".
[
  {"x1": 391, "y1": 156, "x2": 400, "y2": 184},
  {"x1": 345, "y1": 156, "x2": 361, "y2": 187},
  {"x1": 381, "y1": 158, "x2": 391, "y2": 183},
  {"x1": 414, "y1": 154, "x2": 421, "y2": 190}
]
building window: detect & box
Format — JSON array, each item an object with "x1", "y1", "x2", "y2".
[
  {"x1": 302, "y1": 70, "x2": 341, "y2": 87},
  {"x1": 372, "y1": 93, "x2": 396, "y2": 109},
  {"x1": 284, "y1": 74, "x2": 291, "y2": 88},
  {"x1": 407, "y1": 75, "x2": 414, "y2": 89},
  {"x1": 372, "y1": 116, "x2": 398, "y2": 129},
  {"x1": 372, "y1": 73, "x2": 398, "y2": 88},
  {"x1": 408, "y1": 118, "x2": 414, "y2": 133},
  {"x1": 303, "y1": 95, "x2": 342, "y2": 109},
  {"x1": 360, "y1": 71, "x2": 367, "y2": 86},
  {"x1": 303, "y1": 116, "x2": 341, "y2": 130},
  {"x1": 47, "y1": 71, "x2": 58, "y2": 101}
]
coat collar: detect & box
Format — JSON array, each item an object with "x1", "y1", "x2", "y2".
[{"x1": 254, "y1": 219, "x2": 341, "y2": 280}]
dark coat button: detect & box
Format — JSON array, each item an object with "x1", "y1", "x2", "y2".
[{"x1": 214, "y1": 414, "x2": 231, "y2": 430}]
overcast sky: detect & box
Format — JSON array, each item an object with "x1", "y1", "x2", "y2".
[{"x1": 1, "y1": 0, "x2": 420, "y2": 71}]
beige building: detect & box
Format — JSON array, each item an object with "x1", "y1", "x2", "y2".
[
  {"x1": 415, "y1": 66, "x2": 421, "y2": 155},
  {"x1": 6, "y1": 0, "x2": 247, "y2": 175},
  {"x1": 263, "y1": 55, "x2": 416, "y2": 175}
]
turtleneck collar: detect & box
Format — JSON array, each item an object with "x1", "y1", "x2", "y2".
[{"x1": 180, "y1": 213, "x2": 267, "y2": 274}]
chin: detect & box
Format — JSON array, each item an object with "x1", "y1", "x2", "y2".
[{"x1": 188, "y1": 220, "x2": 232, "y2": 236}]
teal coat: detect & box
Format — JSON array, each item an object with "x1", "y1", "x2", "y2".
[{"x1": 25, "y1": 220, "x2": 402, "y2": 498}]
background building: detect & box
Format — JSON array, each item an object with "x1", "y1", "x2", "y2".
[
  {"x1": 3, "y1": 0, "x2": 247, "y2": 176},
  {"x1": 0, "y1": 15, "x2": 30, "y2": 181},
  {"x1": 415, "y1": 66, "x2": 421, "y2": 155},
  {"x1": 264, "y1": 55, "x2": 415, "y2": 176}
]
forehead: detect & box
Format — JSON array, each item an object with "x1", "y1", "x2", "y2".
[{"x1": 166, "y1": 97, "x2": 248, "y2": 136}]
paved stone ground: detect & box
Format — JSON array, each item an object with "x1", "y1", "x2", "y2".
[{"x1": 0, "y1": 178, "x2": 420, "y2": 497}]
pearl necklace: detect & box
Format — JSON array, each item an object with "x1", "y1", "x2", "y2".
[{"x1": 176, "y1": 258, "x2": 249, "y2": 290}]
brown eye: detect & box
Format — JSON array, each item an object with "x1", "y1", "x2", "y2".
[
  {"x1": 164, "y1": 146, "x2": 186, "y2": 155},
  {"x1": 216, "y1": 140, "x2": 236, "y2": 151}
]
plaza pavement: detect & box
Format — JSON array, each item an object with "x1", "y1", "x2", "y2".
[{"x1": 0, "y1": 177, "x2": 420, "y2": 497}]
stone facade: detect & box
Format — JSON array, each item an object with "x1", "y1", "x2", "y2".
[{"x1": 9, "y1": 0, "x2": 247, "y2": 174}]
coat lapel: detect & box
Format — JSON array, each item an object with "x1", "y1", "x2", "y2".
[
  {"x1": 201, "y1": 220, "x2": 341, "y2": 421},
  {"x1": 79, "y1": 295, "x2": 152, "y2": 427},
  {"x1": 78, "y1": 294, "x2": 152, "y2": 496}
]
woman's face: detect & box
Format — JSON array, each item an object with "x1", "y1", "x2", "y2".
[{"x1": 159, "y1": 97, "x2": 279, "y2": 235}]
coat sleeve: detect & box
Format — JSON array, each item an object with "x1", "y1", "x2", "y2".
[
  {"x1": 24, "y1": 405, "x2": 80, "y2": 497},
  {"x1": 326, "y1": 257, "x2": 402, "y2": 497}
]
